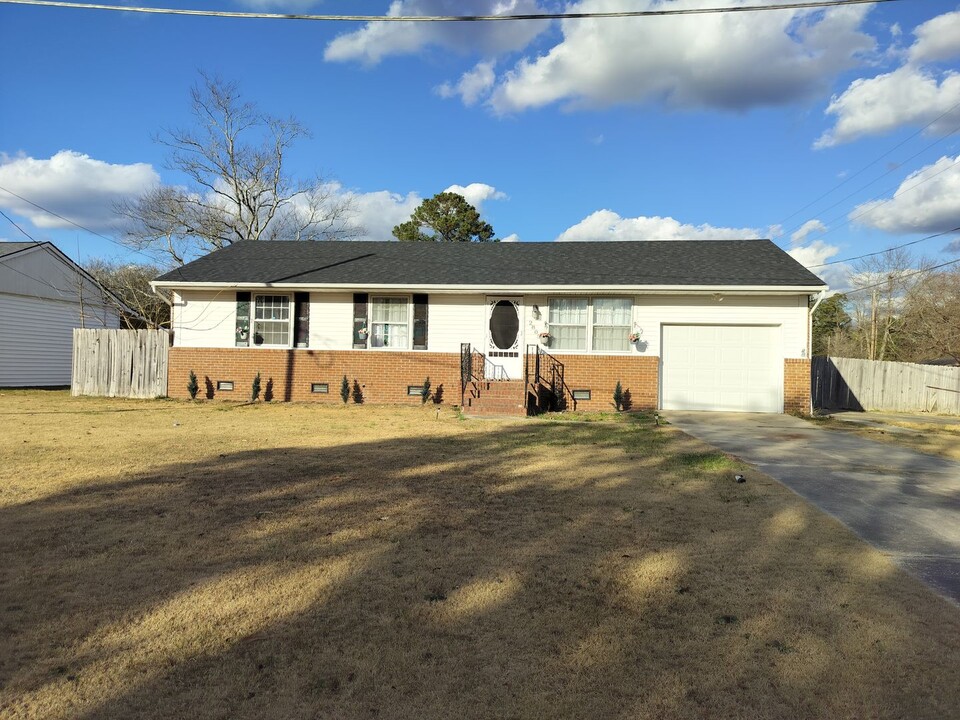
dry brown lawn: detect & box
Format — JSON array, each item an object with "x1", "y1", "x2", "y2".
[
  {"x1": 812, "y1": 415, "x2": 960, "y2": 462},
  {"x1": 1, "y1": 390, "x2": 958, "y2": 720}
]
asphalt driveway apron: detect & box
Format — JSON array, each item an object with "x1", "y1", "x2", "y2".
[{"x1": 665, "y1": 411, "x2": 960, "y2": 606}]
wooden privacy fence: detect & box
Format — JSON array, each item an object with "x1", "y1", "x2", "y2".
[
  {"x1": 812, "y1": 356, "x2": 960, "y2": 415},
  {"x1": 72, "y1": 329, "x2": 170, "y2": 398}
]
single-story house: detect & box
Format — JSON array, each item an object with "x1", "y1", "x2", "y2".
[
  {"x1": 152, "y1": 239, "x2": 826, "y2": 414},
  {"x1": 0, "y1": 241, "x2": 122, "y2": 387}
]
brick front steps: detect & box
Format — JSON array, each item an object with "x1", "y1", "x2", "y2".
[{"x1": 462, "y1": 380, "x2": 528, "y2": 417}]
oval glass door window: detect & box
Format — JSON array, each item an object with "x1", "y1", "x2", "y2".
[{"x1": 489, "y1": 300, "x2": 520, "y2": 350}]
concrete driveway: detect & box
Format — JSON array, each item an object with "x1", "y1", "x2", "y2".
[{"x1": 665, "y1": 411, "x2": 960, "y2": 606}]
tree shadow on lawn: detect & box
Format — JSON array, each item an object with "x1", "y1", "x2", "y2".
[{"x1": 1, "y1": 422, "x2": 959, "y2": 720}]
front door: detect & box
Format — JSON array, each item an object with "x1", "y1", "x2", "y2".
[{"x1": 486, "y1": 296, "x2": 524, "y2": 380}]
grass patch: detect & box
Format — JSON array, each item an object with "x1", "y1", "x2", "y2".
[{"x1": 0, "y1": 391, "x2": 958, "y2": 719}]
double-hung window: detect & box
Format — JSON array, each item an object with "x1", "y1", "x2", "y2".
[
  {"x1": 548, "y1": 297, "x2": 632, "y2": 352},
  {"x1": 371, "y1": 296, "x2": 409, "y2": 348},
  {"x1": 548, "y1": 298, "x2": 588, "y2": 351},
  {"x1": 253, "y1": 295, "x2": 291, "y2": 346},
  {"x1": 592, "y1": 298, "x2": 632, "y2": 352}
]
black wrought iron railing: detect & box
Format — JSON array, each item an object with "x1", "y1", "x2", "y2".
[
  {"x1": 460, "y1": 343, "x2": 488, "y2": 404},
  {"x1": 525, "y1": 344, "x2": 565, "y2": 413}
]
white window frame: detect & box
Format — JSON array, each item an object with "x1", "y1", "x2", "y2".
[
  {"x1": 251, "y1": 293, "x2": 294, "y2": 348},
  {"x1": 369, "y1": 295, "x2": 412, "y2": 350},
  {"x1": 592, "y1": 297, "x2": 633, "y2": 353},
  {"x1": 547, "y1": 296, "x2": 633, "y2": 354}
]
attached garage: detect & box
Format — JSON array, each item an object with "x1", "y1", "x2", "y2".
[{"x1": 661, "y1": 324, "x2": 783, "y2": 413}]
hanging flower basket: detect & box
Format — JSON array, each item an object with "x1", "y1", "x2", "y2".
[
  {"x1": 629, "y1": 332, "x2": 642, "y2": 343},
  {"x1": 539, "y1": 331, "x2": 552, "y2": 346}
]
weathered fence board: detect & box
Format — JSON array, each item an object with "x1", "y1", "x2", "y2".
[
  {"x1": 812, "y1": 356, "x2": 960, "y2": 415},
  {"x1": 72, "y1": 329, "x2": 169, "y2": 398}
]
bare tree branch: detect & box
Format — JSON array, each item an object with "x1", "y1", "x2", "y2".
[{"x1": 114, "y1": 73, "x2": 359, "y2": 265}]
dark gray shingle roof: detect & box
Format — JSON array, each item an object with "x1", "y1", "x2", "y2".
[
  {"x1": 156, "y1": 240, "x2": 825, "y2": 287},
  {"x1": 0, "y1": 241, "x2": 42, "y2": 258}
]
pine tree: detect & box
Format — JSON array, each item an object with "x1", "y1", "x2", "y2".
[
  {"x1": 340, "y1": 374, "x2": 350, "y2": 404},
  {"x1": 251, "y1": 372, "x2": 261, "y2": 402},
  {"x1": 187, "y1": 370, "x2": 199, "y2": 400},
  {"x1": 421, "y1": 376, "x2": 432, "y2": 404},
  {"x1": 612, "y1": 380, "x2": 624, "y2": 412}
]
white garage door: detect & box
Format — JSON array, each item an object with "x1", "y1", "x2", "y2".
[{"x1": 661, "y1": 325, "x2": 782, "y2": 413}]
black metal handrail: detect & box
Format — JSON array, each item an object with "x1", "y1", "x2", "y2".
[
  {"x1": 525, "y1": 344, "x2": 565, "y2": 413},
  {"x1": 460, "y1": 343, "x2": 489, "y2": 405}
]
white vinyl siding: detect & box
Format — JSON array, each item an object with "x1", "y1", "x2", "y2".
[
  {"x1": 633, "y1": 294, "x2": 808, "y2": 359},
  {"x1": 172, "y1": 291, "x2": 237, "y2": 348},
  {"x1": 309, "y1": 292, "x2": 353, "y2": 350},
  {"x1": 428, "y1": 294, "x2": 486, "y2": 352},
  {"x1": 661, "y1": 325, "x2": 783, "y2": 413},
  {"x1": 169, "y1": 291, "x2": 809, "y2": 366}
]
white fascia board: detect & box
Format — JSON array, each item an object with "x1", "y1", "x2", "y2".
[{"x1": 152, "y1": 281, "x2": 826, "y2": 295}]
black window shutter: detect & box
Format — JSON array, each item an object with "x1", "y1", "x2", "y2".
[
  {"x1": 413, "y1": 294, "x2": 428, "y2": 350},
  {"x1": 294, "y1": 292, "x2": 310, "y2": 348},
  {"x1": 235, "y1": 291, "x2": 251, "y2": 347},
  {"x1": 353, "y1": 293, "x2": 368, "y2": 349}
]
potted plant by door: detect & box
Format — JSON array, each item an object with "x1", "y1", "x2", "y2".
[
  {"x1": 539, "y1": 330, "x2": 552, "y2": 347},
  {"x1": 358, "y1": 326, "x2": 369, "y2": 341}
]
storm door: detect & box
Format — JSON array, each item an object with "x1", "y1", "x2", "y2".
[{"x1": 485, "y1": 297, "x2": 523, "y2": 379}]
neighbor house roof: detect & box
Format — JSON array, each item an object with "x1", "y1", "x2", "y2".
[
  {"x1": 0, "y1": 241, "x2": 42, "y2": 258},
  {"x1": 154, "y1": 239, "x2": 826, "y2": 289}
]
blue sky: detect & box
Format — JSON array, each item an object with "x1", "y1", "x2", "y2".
[{"x1": 1, "y1": 0, "x2": 959, "y2": 289}]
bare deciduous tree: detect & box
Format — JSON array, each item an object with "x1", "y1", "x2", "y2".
[
  {"x1": 846, "y1": 248, "x2": 922, "y2": 361},
  {"x1": 116, "y1": 74, "x2": 358, "y2": 265},
  {"x1": 899, "y1": 269, "x2": 960, "y2": 364},
  {"x1": 85, "y1": 260, "x2": 171, "y2": 329}
]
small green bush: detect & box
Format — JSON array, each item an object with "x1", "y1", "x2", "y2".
[
  {"x1": 352, "y1": 379, "x2": 364, "y2": 404},
  {"x1": 340, "y1": 375, "x2": 350, "y2": 404},
  {"x1": 612, "y1": 380, "x2": 624, "y2": 412},
  {"x1": 421, "y1": 376, "x2": 432, "y2": 404},
  {"x1": 187, "y1": 370, "x2": 199, "y2": 400},
  {"x1": 251, "y1": 372, "x2": 261, "y2": 402}
]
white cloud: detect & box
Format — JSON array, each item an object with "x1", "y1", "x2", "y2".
[
  {"x1": 818, "y1": 10, "x2": 960, "y2": 146},
  {"x1": 909, "y1": 10, "x2": 960, "y2": 63},
  {"x1": 500, "y1": 233, "x2": 521, "y2": 242},
  {"x1": 324, "y1": 0, "x2": 549, "y2": 65},
  {"x1": 0, "y1": 151, "x2": 158, "y2": 232},
  {"x1": 442, "y1": 182, "x2": 506, "y2": 210},
  {"x1": 851, "y1": 154, "x2": 960, "y2": 234},
  {"x1": 486, "y1": 0, "x2": 873, "y2": 114},
  {"x1": 787, "y1": 239, "x2": 846, "y2": 291},
  {"x1": 436, "y1": 61, "x2": 496, "y2": 106},
  {"x1": 791, "y1": 219, "x2": 827, "y2": 245},
  {"x1": 327, "y1": 181, "x2": 508, "y2": 241},
  {"x1": 816, "y1": 65, "x2": 960, "y2": 147},
  {"x1": 555, "y1": 210, "x2": 761, "y2": 242}
]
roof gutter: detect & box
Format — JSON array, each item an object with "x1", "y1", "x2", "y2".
[{"x1": 151, "y1": 280, "x2": 826, "y2": 295}]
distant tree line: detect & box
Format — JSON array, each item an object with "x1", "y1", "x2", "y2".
[{"x1": 813, "y1": 249, "x2": 960, "y2": 365}]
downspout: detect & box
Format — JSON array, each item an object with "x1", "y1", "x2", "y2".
[
  {"x1": 150, "y1": 283, "x2": 175, "y2": 338},
  {"x1": 808, "y1": 289, "x2": 827, "y2": 414}
]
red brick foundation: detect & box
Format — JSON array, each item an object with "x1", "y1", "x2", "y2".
[
  {"x1": 168, "y1": 348, "x2": 462, "y2": 405},
  {"x1": 554, "y1": 354, "x2": 660, "y2": 412},
  {"x1": 784, "y1": 358, "x2": 811, "y2": 415},
  {"x1": 169, "y1": 347, "x2": 662, "y2": 411}
]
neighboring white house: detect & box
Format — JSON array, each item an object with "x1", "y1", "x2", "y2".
[
  {"x1": 0, "y1": 241, "x2": 121, "y2": 387},
  {"x1": 153, "y1": 240, "x2": 826, "y2": 414}
]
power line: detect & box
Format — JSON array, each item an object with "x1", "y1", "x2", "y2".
[
  {"x1": 806, "y1": 226, "x2": 960, "y2": 269},
  {"x1": 776, "y1": 96, "x2": 960, "y2": 235},
  {"x1": 0, "y1": 0, "x2": 902, "y2": 22},
  {"x1": 0, "y1": 208, "x2": 36, "y2": 241},
  {"x1": 0, "y1": 185, "x2": 155, "y2": 263},
  {"x1": 843, "y1": 256, "x2": 960, "y2": 295}
]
